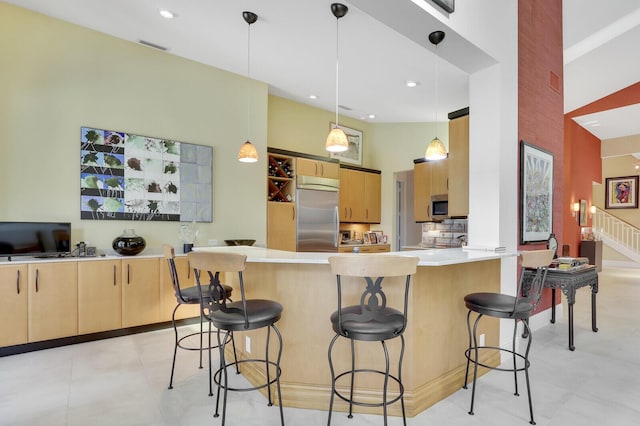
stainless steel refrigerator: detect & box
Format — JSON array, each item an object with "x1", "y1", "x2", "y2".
[{"x1": 296, "y1": 175, "x2": 340, "y2": 252}]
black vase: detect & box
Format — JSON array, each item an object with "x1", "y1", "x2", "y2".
[{"x1": 112, "y1": 229, "x2": 146, "y2": 256}]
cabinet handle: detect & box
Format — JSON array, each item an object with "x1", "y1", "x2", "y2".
[
  {"x1": 427, "y1": 205, "x2": 430, "y2": 218},
  {"x1": 314, "y1": 163, "x2": 318, "y2": 175},
  {"x1": 16, "y1": 270, "x2": 20, "y2": 294},
  {"x1": 349, "y1": 207, "x2": 352, "y2": 219},
  {"x1": 127, "y1": 264, "x2": 130, "y2": 284},
  {"x1": 292, "y1": 206, "x2": 295, "y2": 220},
  {"x1": 187, "y1": 261, "x2": 191, "y2": 279},
  {"x1": 320, "y1": 163, "x2": 324, "y2": 176},
  {"x1": 113, "y1": 264, "x2": 117, "y2": 286},
  {"x1": 344, "y1": 207, "x2": 347, "y2": 218},
  {"x1": 35, "y1": 268, "x2": 39, "y2": 293}
]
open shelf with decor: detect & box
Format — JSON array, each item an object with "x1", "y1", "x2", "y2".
[{"x1": 267, "y1": 153, "x2": 295, "y2": 202}]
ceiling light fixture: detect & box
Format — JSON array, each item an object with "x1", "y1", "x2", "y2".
[
  {"x1": 238, "y1": 11, "x2": 259, "y2": 163},
  {"x1": 326, "y1": 3, "x2": 349, "y2": 153},
  {"x1": 424, "y1": 30, "x2": 447, "y2": 161},
  {"x1": 406, "y1": 80, "x2": 418, "y2": 88},
  {"x1": 159, "y1": 9, "x2": 175, "y2": 19},
  {"x1": 308, "y1": 94, "x2": 318, "y2": 99}
]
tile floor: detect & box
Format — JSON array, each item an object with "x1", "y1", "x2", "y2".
[{"x1": 1, "y1": 266, "x2": 639, "y2": 425}]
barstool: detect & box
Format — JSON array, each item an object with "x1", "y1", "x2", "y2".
[
  {"x1": 163, "y1": 244, "x2": 236, "y2": 392},
  {"x1": 327, "y1": 254, "x2": 419, "y2": 426},
  {"x1": 188, "y1": 251, "x2": 284, "y2": 426},
  {"x1": 462, "y1": 249, "x2": 554, "y2": 425}
]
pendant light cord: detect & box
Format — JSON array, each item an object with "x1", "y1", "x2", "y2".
[
  {"x1": 247, "y1": 22, "x2": 251, "y2": 141},
  {"x1": 434, "y1": 43, "x2": 438, "y2": 125},
  {"x1": 335, "y1": 16, "x2": 340, "y2": 127}
]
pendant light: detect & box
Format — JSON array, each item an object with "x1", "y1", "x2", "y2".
[
  {"x1": 424, "y1": 30, "x2": 447, "y2": 161},
  {"x1": 238, "y1": 11, "x2": 259, "y2": 163},
  {"x1": 325, "y1": 3, "x2": 349, "y2": 153}
]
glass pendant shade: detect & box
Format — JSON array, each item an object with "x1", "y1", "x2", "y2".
[
  {"x1": 238, "y1": 140, "x2": 258, "y2": 163},
  {"x1": 326, "y1": 127, "x2": 349, "y2": 152},
  {"x1": 425, "y1": 136, "x2": 447, "y2": 160}
]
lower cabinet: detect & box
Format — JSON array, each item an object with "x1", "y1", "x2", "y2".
[
  {"x1": 338, "y1": 244, "x2": 390, "y2": 253},
  {"x1": 267, "y1": 201, "x2": 297, "y2": 251},
  {"x1": 160, "y1": 256, "x2": 200, "y2": 321},
  {"x1": 28, "y1": 262, "x2": 78, "y2": 342},
  {"x1": 0, "y1": 264, "x2": 28, "y2": 346},
  {"x1": 78, "y1": 260, "x2": 122, "y2": 334},
  {"x1": 122, "y1": 258, "x2": 161, "y2": 327}
]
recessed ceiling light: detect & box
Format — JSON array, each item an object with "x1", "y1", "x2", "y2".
[
  {"x1": 368, "y1": 114, "x2": 376, "y2": 119},
  {"x1": 159, "y1": 9, "x2": 176, "y2": 19},
  {"x1": 308, "y1": 94, "x2": 318, "y2": 99},
  {"x1": 406, "y1": 80, "x2": 419, "y2": 88}
]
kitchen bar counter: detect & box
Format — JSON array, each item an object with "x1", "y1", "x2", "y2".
[{"x1": 193, "y1": 246, "x2": 509, "y2": 417}]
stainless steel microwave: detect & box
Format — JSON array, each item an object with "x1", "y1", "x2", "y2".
[{"x1": 431, "y1": 194, "x2": 448, "y2": 220}]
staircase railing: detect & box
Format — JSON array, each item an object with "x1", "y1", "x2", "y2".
[{"x1": 591, "y1": 207, "x2": 640, "y2": 261}]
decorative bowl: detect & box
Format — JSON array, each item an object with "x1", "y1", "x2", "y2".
[{"x1": 224, "y1": 239, "x2": 256, "y2": 246}]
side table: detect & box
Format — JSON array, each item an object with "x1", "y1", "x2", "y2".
[{"x1": 523, "y1": 265, "x2": 598, "y2": 351}]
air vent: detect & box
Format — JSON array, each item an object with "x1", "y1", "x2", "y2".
[
  {"x1": 338, "y1": 105, "x2": 352, "y2": 111},
  {"x1": 138, "y1": 40, "x2": 168, "y2": 51}
]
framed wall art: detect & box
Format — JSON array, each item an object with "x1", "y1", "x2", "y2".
[
  {"x1": 579, "y1": 199, "x2": 588, "y2": 226},
  {"x1": 520, "y1": 140, "x2": 554, "y2": 243},
  {"x1": 605, "y1": 175, "x2": 639, "y2": 209},
  {"x1": 329, "y1": 123, "x2": 363, "y2": 166},
  {"x1": 80, "y1": 126, "x2": 213, "y2": 222}
]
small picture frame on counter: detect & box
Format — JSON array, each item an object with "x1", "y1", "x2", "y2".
[
  {"x1": 363, "y1": 233, "x2": 371, "y2": 244},
  {"x1": 340, "y1": 230, "x2": 351, "y2": 243},
  {"x1": 368, "y1": 232, "x2": 378, "y2": 244},
  {"x1": 372, "y1": 230, "x2": 384, "y2": 242}
]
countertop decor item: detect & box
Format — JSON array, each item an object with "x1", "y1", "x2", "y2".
[
  {"x1": 112, "y1": 228, "x2": 146, "y2": 255},
  {"x1": 224, "y1": 239, "x2": 256, "y2": 246}
]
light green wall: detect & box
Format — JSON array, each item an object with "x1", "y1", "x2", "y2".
[{"x1": 0, "y1": 3, "x2": 268, "y2": 252}]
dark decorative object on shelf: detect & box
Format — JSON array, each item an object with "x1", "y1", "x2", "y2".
[
  {"x1": 112, "y1": 229, "x2": 146, "y2": 255},
  {"x1": 224, "y1": 239, "x2": 256, "y2": 246}
]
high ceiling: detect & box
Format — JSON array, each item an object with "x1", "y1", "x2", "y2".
[{"x1": 4, "y1": 0, "x2": 640, "y2": 139}]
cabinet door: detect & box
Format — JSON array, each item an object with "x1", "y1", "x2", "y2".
[
  {"x1": 431, "y1": 159, "x2": 449, "y2": 195},
  {"x1": 28, "y1": 262, "x2": 78, "y2": 342},
  {"x1": 364, "y1": 172, "x2": 381, "y2": 223},
  {"x1": 414, "y1": 162, "x2": 431, "y2": 222},
  {"x1": 448, "y1": 115, "x2": 469, "y2": 217},
  {"x1": 267, "y1": 202, "x2": 297, "y2": 251},
  {"x1": 0, "y1": 264, "x2": 28, "y2": 346},
  {"x1": 297, "y1": 158, "x2": 339, "y2": 179},
  {"x1": 340, "y1": 168, "x2": 365, "y2": 222},
  {"x1": 121, "y1": 258, "x2": 160, "y2": 327},
  {"x1": 78, "y1": 260, "x2": 122, "y2": 334},
  {"x1": 160, "y1": 256, "x2": 200, "y2": 321}
]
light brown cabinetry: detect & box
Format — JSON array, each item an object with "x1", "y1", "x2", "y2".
[
  {"x1": 78, "y1": 260, "x2": 121, "y2": 334},
  {"x1": 414, "y1": 160, "x2": 449, "y2": 222},
  {"x1": 28, "y1": 262, "x2": 77, "y2": 342},
  {"x1": 338, "y1": 244, "x2": 390, "y2": 253},
  {"x1": 0, "y1": 264, "x2": 28, "y2": 346},
  {"x1": 121, "y1": 258, "x2": 160, "y2": 327},
  {"x1": 160, "y1": 256, "x2": 200, "y2": 321},
  {"x1": 267, "y1": 202, "x2": 297, "y2": 251},
  {"x1": 339, "y1": 168, "x2": 382, "y2": 223},
  {"x1": 297, "y1": 157, "x2": 339, "y2": 179},
  {"x1": 447, "y1": 114, "x2": 469, "y2": 217}
]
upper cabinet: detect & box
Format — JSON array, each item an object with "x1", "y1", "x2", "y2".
[
  {"x1": 297, "y1": 157, "x2": 339, "y2": 179},
  {"x1": 414, "y1": 160, "x2": 449, "y2": 222},
  {"x1": 414, "y1": 108, "x2": 469, "y2": 222},
  {"x1": 339, "y1": 166, "x2": 381, "y2": 224},
  {"x1": 447, "y1": 112, "x2": 469, "y2": 217}
]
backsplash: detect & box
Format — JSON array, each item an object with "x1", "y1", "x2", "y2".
[{"x1": 421, "y1": 219, "x2": 468, "y2": 248}]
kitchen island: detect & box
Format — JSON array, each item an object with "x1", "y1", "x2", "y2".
[{"x1": 194, "y1": 246, "x2": 512, "y2": 417}]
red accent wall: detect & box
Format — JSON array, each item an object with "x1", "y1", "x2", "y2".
[{"x1": 518, "y1": 0, "x2": 563, "y2": 312}]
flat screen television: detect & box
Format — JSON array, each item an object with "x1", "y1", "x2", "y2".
[{"x1": 0, "y1": 222, "x2": 71, "y2": 259}]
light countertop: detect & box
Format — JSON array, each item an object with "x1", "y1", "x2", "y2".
[{"x1": 193, "y1": 246, "x2": 514, "y2": 266}]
